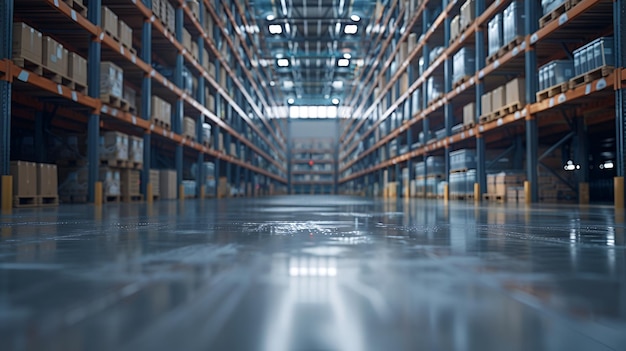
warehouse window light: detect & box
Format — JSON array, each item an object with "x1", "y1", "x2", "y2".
[
  {"x1": 344, "y1": 24, "x2": 358, "y2": 34},
  {"x1": 269, "y1": 24, "x2": 283, "y2": 34},
  {"x1": 277, "y1": 58, "x2": 290, "y2": 67},
  {"x1": 289, "y1": 106, "x2": 339, "y2": 119}
]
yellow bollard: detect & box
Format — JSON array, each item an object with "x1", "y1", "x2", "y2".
[
  {"x1": 200, "y1": 185, "x2": 206, "y2": 199},
  {"x1": 443, "y1": 183, "x2": 449, "y2": 203},
  {"x1": 524, "y1": 181, "x2": 531, "y2": 205},
  {"x1": 615, "y1": 177, "x2": 624, "y2": 209},
  {"x1": 473, "y1": 183, "x2": 479, "y2": 202},
  {"x1": 179, "y1": 185, "x2": 185, "y2": 200},
  {"x1": 94, "y1": 181, "x2": 103, "y2": 206},
  {"x1": 1, "y1": 176, "x2": 13, "y2": 212},
  {"x1": 579, "y1": 182, "x2": 589, "y2": 205},
  {"x1": 146, "y1": 183, "x2": 153, "y2": 204}
]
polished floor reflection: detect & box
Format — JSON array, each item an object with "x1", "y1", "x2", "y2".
[{"x1": 1, "y1": 196, "x2": 625, "y2": 351}]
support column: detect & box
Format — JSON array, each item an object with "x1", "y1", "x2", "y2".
[
  {"x1": 525, "y1": 0, "x2": 540, "y2": 203},
  {"x1": 0, "y1": 0, "x2": 12, "y2": 210},
  {"x1": 287, "y1": 117, "x2": 292, "y2": 194},
  {"x1": 87, "y1": 0, "x2": 102, "y2": 203},
  {"x1": 140, "y1": 17, "x2": 152, "y2": 197},
  {"x1": 196, "y1": 2, "x2": 205, "y2": 198},
  {"x1": 475, "y1": 0, "x2": 486, "y2": 198},
  {"x1": 174, "y1": 5, "x2": 184, "y2": 198},
  {"x1": 614, "y1": 0, "x2": 625, "y2": 207}
]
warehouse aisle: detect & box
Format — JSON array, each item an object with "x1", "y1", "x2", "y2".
[{"x1": 1, "y1": 196, "x2": 625, "y2": 351}]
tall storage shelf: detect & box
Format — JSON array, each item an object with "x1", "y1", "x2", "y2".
[
  {"x1": 289, "y1": 138, "x2": 338, "y2": 195},
  {"x1": 0, "y1": 0, "x2": 288, "y2": 204},
  {"x1": 338, "y1": 0, "x2": 624, "y2": 204}
]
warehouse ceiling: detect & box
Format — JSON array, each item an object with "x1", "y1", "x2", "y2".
[{"x1": 249, "y1": 0, "x2": 377, "y2": 111}]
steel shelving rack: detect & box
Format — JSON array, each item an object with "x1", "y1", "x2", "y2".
[
  {"x1": 338, "y1": 0, "x2": 625, "y2": 204},
  {"x1": 0, "y1": 0, "x2": 289, "y2": 205}
]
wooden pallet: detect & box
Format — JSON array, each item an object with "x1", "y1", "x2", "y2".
[
  {"x1": 41, "y1": 65, "x2": 71, "y2": 85},
  {"x1": 104, "y1": 29, "x2": 120, "y2": 44},
  {"x1": 104, "y1": 195, "x2": 121, "y2": 203},
  {"x1": 100, "y1": 158, "x2": 128, "y2": 168},
  {"x1": 13, "y1": 196, "x2": 39, "y2": 208},
  {"x1": 183, "y1": 135, "x2": 197, "y2": 142},
  {"x1": 462, "y1": 122, "x2": 475, "y2": 131},
  {"x1": 40, "y1": 196, "x2": 60, "y2": 207},
  {"x1": 539, "y1": 1, "x2": 568, "y2": 28},
  {"x1": 12, "y1": 57, "x2": 43, "y2": 76},
  {"x1": 486, "y1": 52, "x2": 501, "y2": 65},
  {"x1": 566, "y1": 0, "x2": 583, "y2": 10},
  {"x1": 60, "y1": 194, "x2": 88, "y2": 204},
  {"x1": 129, "y1": 161, "x2": 143, "y2": 170},
  {"x1": 122, "y1": 194, "x2": 144, "y2": 203},
  {"x1": 499, "y1": 101, "x2": 523, "y2": 116},
  {"x1": 151, "y1": 118, "x2": 171, "y2": 131},
  {"x1": 450, "y1": 194, "x2": 470, "y2": 200},
  {"x1": 482, "y1": 193, "x2": 505, "y2": 202},
  {"x1": 450, "y1": 168, "x2": 471, "y2": 174},
  {"x1": 452, "y1": 75, "x2": 472, "y2": 89},
  {"x1": 568, "y1": 66, "x2": 614, "y2": 89},
  {"x1": 536, "y1": 82, "x2": 569, "y2": 102},
  {"x1": 497, "y1": 36, "x2": 525, "y2": 57},
  {"x1": 62, "y1": 0, "x2": 87, "y2": 17},
  {"x1": 67, "y1": 80, "x2": 88, "y2": 94},
  {"x1": 57, "y1": 159, "x2": 87, "y2": 167},
  {"x1": 101, "y1": 94, "x2": 123, "y2": 109}
]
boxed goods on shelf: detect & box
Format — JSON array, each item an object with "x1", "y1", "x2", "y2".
[
  {"x1": 100, "y1": 131, "x2": 129, "y2": 162},
  {"x1": 183, "y1": 117, "x2": 196, "y2": 140},
  {"x1": 481, "y1": 91, "x2": 492, "y2": 115},
  {"x1": 183, "y1": 28, "x2": 192, "y2": 52},
  {"x1": 452, "y1": 47, "x2": 475, "y2": 84},
  {"x1": 426, "y1": 76, "x2": 443, "y2": 104},
  {"x1": 573, "y1": 37, "x2": 614, "y2": 75},
  {"x1": 151, "y1": 95, "x2": 172, "y2": 128},
  {"x1": 36, "y1": 163, "x2": 58, "y2": 197},
  {"x1": 186, "y1": 0, "x2": 200, "y2": 18},
  {"x1": 487, "y1": 14, "x2": 503, "y2": 57},
  {"x1": 463, "y1": 102, "x2": 475, "y2": 126},
  {"x1": 538, "y1": 60, "x2": 574, "y2": 90},
  {"x1": 68, "y1": 53, "x2": 87, "y2": 87},
  {"x1": 129, "y1": 136, "x2": 143, "y2": 164},
  {"x1": 58, "y1": 167, "x2": 88, "y2": 200},
  {"x1": 10, "y1": 161, "x2": 37, "y2": 197},
  {"x1": 42, "y1": 36, "x2": 68, "y2": 77},
  {"x1": 460, "y1": 0, "x2": 475, "y2": 29},
  {"x1": 100, "y1": 61, "x2": 124, "y2": 98},
  {"x1": 491, "y1": 85, "x2": 506, "y2": 111},
  {"x1": 450, "y1": 15, "x2": 460, "y2": 42},
  {"x1": 495, "y1": 171, "x2": 525, "y2": 196},
  {"x1": 450, "y1": 149, "x2": 476, "y2": 171},
  {"x1": 150, "y1": 170, "x2": 160, "y2": 197},
  {"x1": 503, "y1": 1, "x2": 524, "y2": 45},
  {"x1": 449, "y1": 169, "x2": 476, "y2": 197},
  {"x1": 183, "y1": 181, "x2": 196, "y2": 198},
  {"x1": 426, "y1": 156, "x2": 445, "y2": 175},
  {"x1": 542, "y1": 0, "x2": 566, "y2": 15},
  {"x1": 152, "y1": 0, "x2": 161, "y2": 19},
  {"x1": 487, "y1": 174, "x2": 497, "y2": 194},
  {"x1": 123, "y1": 86, "x2": 137, "y2": 113},
  {"x1": 218, "y1": 177, "x2": 230, "y2": 198},
  {"x1": 102, "y1": 6, "x2": 119, "y2": 38},
  {"x1": 411, "y1": 88, "x2": 421, "y2": 114},
  {"x1": 434, "y1": 128, "x2": 446, "y2": 140},
  {"x1": 408, "y1": 33, "x2": 418, "y2": 52},
  {"x1": 159, "y1": 170, "x2": 177, "y2": 200},
  {"x1": 100, "y1": 167, "x2": 121, "y2": 197},
  {"x1": 426, "y1": 176, "x2": 442, "y2": 197},
  {"x1": 118, "y1": 20, "x2": 133, "y2": 51},
  {"x1": 166, "y1": 1, "x2": 175, "y2": 33},
  {"x1": 12, "y1": 22, "x2": 42, "y2": 65},
  {"x1": 191, "y1": 41, "x2": 199, "y2": 61},
  {"x1": 505, "y1": 78, "x2": 525, "y2": 105},
  {"x1": 120, "y1": 169, "x2": 141, "y2": 199}
]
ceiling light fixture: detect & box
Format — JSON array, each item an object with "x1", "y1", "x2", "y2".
[
  {"x1": 351, "y1": 15, "x2": 361, "y2": 22},
  {"x1": 343, "y1": 53, "x2": 352, "y2": 59},
  {"x1": 287, "y1": 98, "x2": 295, "y2": 105},
  {"x1": 344, "y1": 24, "x2": 358, "y2": 34},
  {"x1": 266, "y1": 14, "x2": 276, "y2": 21},
  {"x1": 337, "y1": 58, "x2": 350, "y2": 67},
  {"x1": 332, "y1": 98, "x2": 340, "y2": 105},
  {"x1": 277, "y1": 58, "x2": 290, "y2": 67},
  {"x1": 269, "y1": 24, "x2": 283, "y2": 34}
]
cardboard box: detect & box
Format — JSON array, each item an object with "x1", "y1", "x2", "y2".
[
  {"x1": 450, "y1": 15, "x2": 460, "y2": 41},
  {"x1": 68, "y1": 52, "x2": 87, "y2": 86},
  {"x1": 100, "y1": 167, "x2": 121, "y2": 196},
  {"x1": 460, "y1": 0, "x2": 476, "y2": 29},
  {"x1": 463, "y1": 102, "x2": 475, "y2": 125},
  {"x1": 506, "y1": 78, "x2": 525, "y2": 105},
  {"x1": 187, "y1": 0, "x2": 200, "y2": 18},
  {"x1": 129, "y1": 135, "x2": 143, "y2": 164},
  {"x1": 11, "y1": 161, "x2": 37, "y2": 197},
  {"x1": 218, "y1": 177, "x2": 229, "y2": 198},
  {"x1": 37, "y1": 163, "x2": 58, "y2": 197},
  {"x1": 150, "y1": 169, "x2": 161, "y2": 197},
  {"x1": 123, "y1": 85, "x2": 137, "y2": 112},
  {"x1": 100, "y1": 61, "x2": 123, "y2": 98},
  {"x1": 159, "y1": 170, "x2": 177, "y2": 200},
  {"x1": 191, "y1": 41, "x2": 199, "y2": 60},
  {"x1": 12, "y1": 22, "x2": 42, "y2": 65},
  {"x1": 42, "y1": 36, "x2": 68, "y2": 76},
  {"x1": 487, "y1": 174, "x2": 497, "y2": 194},
  {"x1": 102, "y1": 6, "x2": 119, "y2": 38},
  {"x1": 481, "y1": 91, "x2": 492, "y2": 115},
  {"x1": 183, "y1": 28, "x2": 192, "y2": 52},
  {"x1": 491, "y1": 86, "x2": 506, "y2": 111},
  {"x1": 121, "y1": 169, "x2": 141, "y2": 198},
  {"x1": 100, "y1": 131, "x2": 129, "y2": 161},
  {"x1": 118, "y1": 20, "x2": 133, "y2": 50},
  {"x1": 151, "y1": 95, "x2": 172, "y2": 126},
  {"x1": 183, "y1": 116, "x2": 196, "y2": 139}
]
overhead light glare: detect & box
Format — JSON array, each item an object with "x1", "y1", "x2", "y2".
[
  {"x1": 287, "y1": 98, "x2": 295, "y2": 105},
  {"x1": 332, "y1": 98, "x2": 340, "y2": 105},
  {"x1": 269, "y1": 24, "x2": 283, "y2": 34},
  {"x1": 338, "y1": 58, "x2": 350, "y2": 67},
  {"x1": 266, "y1": 14, "x2": 276, "y2": 21},
  {"x1": 344, "y1": 24, "x2": 358, "y2": 34},
  {"x1": 351, "y1": 15, "x2": 361, "y2": 22},
  {"x1": 277, "y1": 58, "x2": 290, "y2": 67},
  {"x1": 343, "y1": 53, "x2": 352, "y2": 59}
]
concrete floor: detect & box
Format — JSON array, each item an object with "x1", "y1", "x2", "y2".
[{"x1": 1, "y1": 196, "x2": 625, "y2": 351}]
